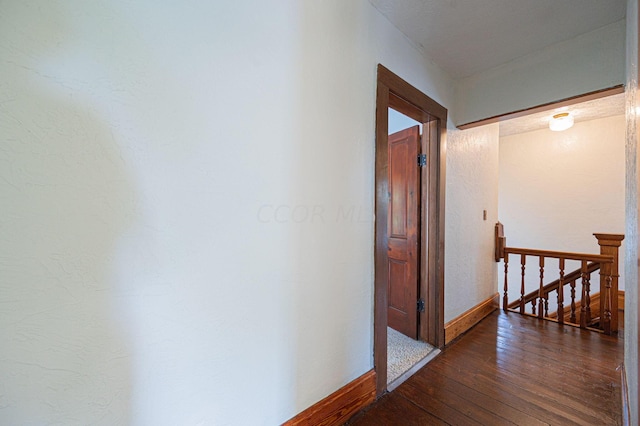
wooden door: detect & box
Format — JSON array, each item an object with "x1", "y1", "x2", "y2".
[{"x1": 387, "y1": 125, "x2": 420, "y2": 339}]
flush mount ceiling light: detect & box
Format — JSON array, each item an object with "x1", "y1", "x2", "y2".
[{"x1": 549, "y1": 112, "x2": 574, "y2": 132}]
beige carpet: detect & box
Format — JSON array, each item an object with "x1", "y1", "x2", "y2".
[{"x1": 387, "y1": 327, "x2": 437, "y2": 385}]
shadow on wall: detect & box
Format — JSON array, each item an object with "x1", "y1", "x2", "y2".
[{"x1": 0, "y1": 3, "x2": 134, "y2": 423}]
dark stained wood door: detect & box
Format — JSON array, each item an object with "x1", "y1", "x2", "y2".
[{"x1": 387, "y1": 125, "x2": 420, "y2": 339}]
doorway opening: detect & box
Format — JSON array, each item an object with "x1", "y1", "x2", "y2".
[
  {"x1": 386, "y1": 109, "x2": 439, "y2": 390},
  {"x1": 374, "y1": 65, "x2": 447, "y2": 396}
]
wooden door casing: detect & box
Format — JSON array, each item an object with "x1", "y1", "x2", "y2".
[{"x1": 375, "y1": 64, "x2": 447, "y2": 395}]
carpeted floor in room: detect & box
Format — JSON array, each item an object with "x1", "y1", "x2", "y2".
[{"x1": 387, "y1": 327, "x2": 438, "y2": 389}]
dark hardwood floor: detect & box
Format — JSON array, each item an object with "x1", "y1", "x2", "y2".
[{"x1": 348, "y1": 311, "x2": 624, "y2": 425}]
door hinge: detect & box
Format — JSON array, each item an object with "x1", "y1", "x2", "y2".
[
  {"x1": 417, "y1": 154, "x2": 427, "y2": 167},
  {"x1": 417, "y1": 298, "x2": 425, "y2": 313}
]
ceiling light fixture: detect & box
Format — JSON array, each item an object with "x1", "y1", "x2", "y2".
[{"x1": 549, "y1": 112, "x2": 574, "y2": 132}]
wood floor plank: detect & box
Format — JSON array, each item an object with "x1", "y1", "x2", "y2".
[
  {"x1": 446, "y1": 336, "x2": 621, "y2": 417},
  {"x1": 432, "y1": 338, "x2": 619, "y2": 423},
  {"x1": 348, "y1": 393, "x2": 447, "y2": 425},
  {"x1": 399, "y1": 375, "x2": 515, "y2": 425},
  {"x1": 426, "y1": 359, "x2": 580, "y2": 426},
  {"x1": 432, "y1": 355, "x2": 606, "y2": 425},
  {"x1": 406, "y1": 369, "x2": 547, "y2": 426},
  {"x1": 348, "y1": 311, "x2": 623, "y2": 425},
  {"x1": 397, "y1": 381, "x2": 487, "y2": 425}
]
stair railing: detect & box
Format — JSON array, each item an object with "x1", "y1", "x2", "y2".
[{"x1": 495, "y1": 223, "x2": 624, "y2": 335}]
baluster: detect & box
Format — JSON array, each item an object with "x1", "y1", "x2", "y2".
[
  {"x1": 580, "y1": 260, "x2": 589, "y2": 328},
  {"x1": 557, "y1": 258, "x2": 565, "y2": 325},
  {"x1": 603, "y1": 271, "x2": 613, "y2": 334},
  {"x1": 520, "y1": 254, "x2": 526, "y2": 314},
  {"x1": 585, "y1": 269, "x2": 592, "y2": 324},
  {"x1": 537, "y1": 256, "x2": 545, "y2": 319},
  {"x1": 569, "y1": 279, "x2": 577, "y2": 323},
  {"x1": 503, "y1": 252, "x2": 509, "y2": 311},
  {"x1": 531, "y1": 299, "x2": 536, "y2": 316},
  {"x1": 544, "y1": 296, "x2": 549, "y2": 317}
]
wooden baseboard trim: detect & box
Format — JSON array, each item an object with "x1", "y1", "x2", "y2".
[
  {"x1": 283, "y1": 370, "x2": 376, "y2": 426},
  {"x1": 550, "y1": 290, "x2": 625, "y2": 322},
  {"x1": 551, "y1": 292, "x2": 602, "y2": 319},
  {"x1": 445, "y1": 293, "x2": 499, "y2": 345},
  {"x1": 620, "y1": 363, "x2": 630, "y2": 426}
]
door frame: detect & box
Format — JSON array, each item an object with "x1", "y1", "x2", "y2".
[{"x1": 374, "y1": 64, "x2": 447, "y2": 395}]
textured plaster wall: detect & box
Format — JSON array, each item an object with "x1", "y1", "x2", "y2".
[
  {"x1": 445, "y1": 124, "x2": 500, "y2": 322},
  {"x1": 499, "y1": 115, "x2": 626, "y2": 300},
  {"x1": 624, "y1": 0, "x2": 639, "y2": 423},
  {"x1": 0, "y1": 1, "x2": 492, "y2": 425},
  {"x1": 456, "y1": 20, "x2": 626, "y2": 126}
]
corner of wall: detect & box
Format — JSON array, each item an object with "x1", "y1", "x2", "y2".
[{"x1": 624, "y1": 1, "x2": 639, "y2": 424}]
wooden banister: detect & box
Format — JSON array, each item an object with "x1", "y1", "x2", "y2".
[
  {"x1": 504, "y1": 247, "x2": 613, "y2": 264},
  {"x1": 495, "y1": 223, "x2": 623, "y2": 336},
  {"x1": 508, "y1": 262, "x2": 600, "y2": 309}
]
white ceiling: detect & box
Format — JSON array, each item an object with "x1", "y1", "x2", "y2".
[
  {"x1": 369, "y1": 0, "x2": 626, "y2": 80},
  {"x1": 370, "y1": 0, "x2": 627, "y2": 134},
  {"x1": 499, "y1": 92, "x2": 625, "y2": 136}
]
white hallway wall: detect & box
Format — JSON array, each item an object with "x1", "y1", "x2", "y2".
[
  {"x1": 446, "y1": 124, "x2": 500, "y2": 321},
  {"x1": 0, "y1": 1, "x2": 500, "y2": 425},
  {"x1": 499, "y1": 115, "x2": 626, "y2": 298}
]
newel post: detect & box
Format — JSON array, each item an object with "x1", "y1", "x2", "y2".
[{"x1": 593, "y1": 233, "x2": 624, "y2": 334}]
